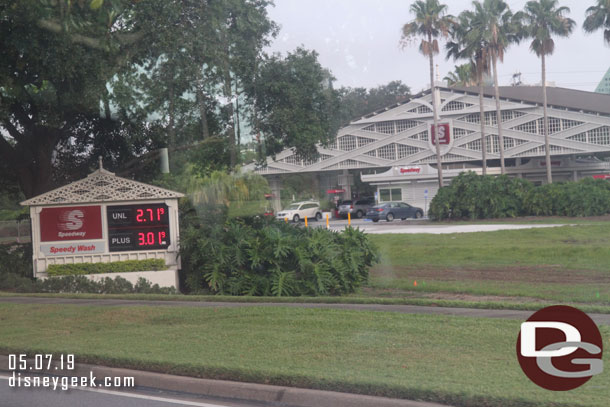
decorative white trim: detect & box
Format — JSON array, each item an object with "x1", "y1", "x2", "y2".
[{"x1": 21, "y1": 169, "x2": 184, "y2": 206}]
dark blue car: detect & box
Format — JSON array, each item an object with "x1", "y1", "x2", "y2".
[{"x1": 366, "y1": 202, "x2": 424, "y2": 222}]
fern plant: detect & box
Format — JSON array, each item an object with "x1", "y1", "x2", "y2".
[{"x1": 180, "y1": 214, "x2": 378, "y2": 296}]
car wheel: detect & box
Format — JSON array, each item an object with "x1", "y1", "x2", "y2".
[
  {"x1": 356, "y1": 210, "x2": 363, "y2": 219},
  {"x1": 315, "y1": 212, "x2": 322, "y2": 221},
  {"x1": 293, "y1": 214, "x2": 300, "y2": 223},
  {"x1": 386, "y1": 213, "x2": 394, "y2": 222},
  {"x1": 401, "y1": 218, "x2": 406, "y2": 220},
  {"x1": 414, "y1": 211, "x2": 423, "y2": 219},
  {"x1": 372, "y1": 219, "x2": 379, "y2": 223}
]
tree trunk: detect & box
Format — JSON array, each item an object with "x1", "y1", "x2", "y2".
[
  {"x1": 479, "y1": 70, "x2": 488, "y2": 176},
  {"x1": 7, "y1": 131, "x2": 57, "y2": 198},
  {"x1": 102, "y1": 91, "x2": 112, "y2": 121},
  {"x1": 541, "y1": 53, "x2": 552, "y2": 184},
  {"x1": 223, "y1": 75, "x2": 237, "y2": 170},
  {"x1": 428, "y1": 35, "x2": 443, "y2": 188},
  {"x1": 235, "y1": 80, "x2": 241, "y2": 152},
  {"x1": 168, "y1": 79, "x2": 176, "y2": 149},
  {"x1": 196, "y1": 70, "x2": 210, "y2": 140},
  {"x1": 492, "y1": 53, "x2": 505, "y2": 174}
]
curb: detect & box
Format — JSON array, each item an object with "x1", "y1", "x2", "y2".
[{"x1": 0, "y1": 355, "x2": 451, "y2": 407}]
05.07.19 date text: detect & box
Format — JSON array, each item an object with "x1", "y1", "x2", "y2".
[{"x1": 8, "y1": 354, "x2": 75, "y2": 371}]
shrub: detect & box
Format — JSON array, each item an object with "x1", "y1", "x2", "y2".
[
  {"x1": 47, "y1": 259, "x2": 166, "y2": 276},
  {"x1": 180, "y1": 215, "x2": 379, "y2": 296},
  {"x1": 429, "y1": 172, "x2": 533, "y2": 220},
  {"x1": 38, "y1": 276, "x2": 176, "y2": 294},
  {"x1": 0, "y1": 272, "x2": 38, "y2": 292},
  {"x1": 430, "y1": 173, "x2": 610, "y2": 220},
  {"x1": 0, "y1": 243, "x2": 32, "y2": 278},
  {"x1": 0, "y1": 274, "x2": 176, "y2": 294}
]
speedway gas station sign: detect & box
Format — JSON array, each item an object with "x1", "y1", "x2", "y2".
[
  {"x1": 39, "y1": 206, "x2": 103, "y2": 242},
  {"x1": 21, "y1": 165, "x2": 183, "y2": 279},
  {"x1": 431, "y1": 123, "x2": 451, "y2": 146},
  {"x1": 37, "y1": 203, "x2": 172, "y2": 255}
]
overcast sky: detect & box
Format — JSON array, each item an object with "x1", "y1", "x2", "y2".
[{"x1": 266, "y1": 0, "x2": 609, "y2": 93}]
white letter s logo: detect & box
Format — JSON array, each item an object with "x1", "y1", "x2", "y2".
[{"x1": 59, "y1": 210, "x2": 84, "y2": 231}]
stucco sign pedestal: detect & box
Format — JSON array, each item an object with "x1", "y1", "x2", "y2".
[{"x1": 20, "y1": 163, "x2": 184, "y2": 289}]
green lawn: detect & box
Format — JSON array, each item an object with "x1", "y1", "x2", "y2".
[
  {"x1": 367, "y1": 223, "x2": 610, "y2": 304},
  {"x1": 0, "y1": 303, "x2": 608, "y2": 407}
]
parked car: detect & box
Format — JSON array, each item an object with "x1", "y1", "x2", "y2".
[
  {"x1": 338, "y1": 197, "x2": 375, "y2": 219},
  {"x1": 366, "y1": 202, "x2": 424, "y2": 222},
  {"x1": 337, "y1": 200, "x2": 352, "y2": 218},
  {"x1": 276, "y1": 201, "x2": 322, "y2": 223}
]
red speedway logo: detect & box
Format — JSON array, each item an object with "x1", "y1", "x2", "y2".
[{"x1": 516, "y1": 305, "x2": 603, "y2": 391}]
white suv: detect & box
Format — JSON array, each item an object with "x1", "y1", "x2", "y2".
[{"x1": 276, "y1": 201, "x2": 322, "y2": 223}]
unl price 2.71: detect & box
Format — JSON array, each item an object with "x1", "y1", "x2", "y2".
[{"x1": 8, "y1": 354, "x2": 75, "y2": 371}]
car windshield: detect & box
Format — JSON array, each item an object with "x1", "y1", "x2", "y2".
[{"x1": 4, "y1": 2, "x2": 606, "y2": 406}]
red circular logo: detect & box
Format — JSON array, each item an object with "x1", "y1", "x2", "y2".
[{"x1": 516, "y1": 305, "x2": 603, "y2": 391}]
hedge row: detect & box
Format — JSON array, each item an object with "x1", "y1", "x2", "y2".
[
  {"x1": 47, "y1": 259, "x2": 166, "y2": 276},
  {"x1": 180, "y1": 215, "x2": 379, "y2": 296},
  {"x1": 0, "y1": 274, "x2": 176, "y2": 294},
  {"x1": 429, "y1": 172, "x2": 610, "y2": 220}
]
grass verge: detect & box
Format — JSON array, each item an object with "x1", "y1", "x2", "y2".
[
  {"x1": 368, "y1": 223, "x2": 610, "y2": 304},
  {"x1": 0, "y1": 303, "x2": 608, "y2": 407},
  {"x1": 2, "y1": 291, "x2": 610, "y2": 314}
]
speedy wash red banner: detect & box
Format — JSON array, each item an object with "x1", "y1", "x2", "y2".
[{"x1": 39, "y1": 206, "x2": 103, "y2": 242}]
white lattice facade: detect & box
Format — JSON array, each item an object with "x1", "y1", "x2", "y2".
[{"x1": 245, "y1": 86, "x2": 610, "y2": 175}]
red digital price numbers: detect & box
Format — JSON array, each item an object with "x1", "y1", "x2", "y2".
[
  {"x1": 107, "y1": 204, "x2": 171, "y2": 252},
  {"x1": 136, "y1": 207, "x2": 166, "y2": 223},
  {"x1": 138, "y1": 231, "x2": 168, "y2": 246}
]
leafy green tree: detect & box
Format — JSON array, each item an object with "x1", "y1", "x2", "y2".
[
  {"x1": 0, "y1": 0, "x2": 280, "y2": 198},
  {"x1": 401, "y1": 0, "x2": 453, "y2": 188},
  {"x1": 0, "y1": 0, "x2": 212, "y2": 196},
  {"x1": 583, "y1": 0, "x2": 610, "y2": 45},
  {"x1": 0, "y1": 0, "x2": 153, "y2": 197},
  {"x1": 248, "y1": 48, "x2": 341, "y2": 162},
  {"x1": 444, "y1": 64, "x2": 476, "y2": 86},
  {"x1": 521, "y1": 0, "x2": 575, "y2": 184},
  {"x1": 366, "y1": 81, "x2": 412, "y2": 113},
  {"x1": 111, "y1": 0, "x2": 277, "y2": 168},
  {"x1": 212, "y1": 0, "x2": 278, "y2": 168},
  {"x1": 337, "y1": 81, "x2": 411, "y2": 125},
  {"x1": 52, "y1": 113, "x2": 166, "y2": 185}
]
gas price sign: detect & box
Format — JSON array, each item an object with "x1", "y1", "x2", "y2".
[{"x1": 107, "y1": 204, "x2": 170, "y2": 252}]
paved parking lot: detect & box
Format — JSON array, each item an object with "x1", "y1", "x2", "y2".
[{"x1": 306, "y1": 218, "x2": 569, "y2": 234}]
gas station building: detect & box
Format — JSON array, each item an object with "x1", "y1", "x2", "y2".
[{"x1": 244, "y1": 85, "x2": 610, "y2": 212}]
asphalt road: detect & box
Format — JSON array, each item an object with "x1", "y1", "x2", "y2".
[
  {"x1": 0, "y1": 375, "x2": 267, "y2": 407},
  {"x1": 1, "y1": 296, "x2": 609, "y2": 325}
]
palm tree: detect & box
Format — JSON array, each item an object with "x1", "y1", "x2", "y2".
[
  {"x1": 521, "y1": 0, "x2": 575, "y2": 184},
  {"x1": 447, "y1": 10, "x2": 492, "y2": 175},
  {"x1": 444, "y1": 63, "x2": 476, "y2": 87},
  {"x1": 472, "y1": 0, "x2": 521, "y2": 175},
  {"x1": 401, "y1": 0, "x2": 453, "y2": 188},
  {"x1": 583, "y1": 0, "x2": 610, "y2": 45}
]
